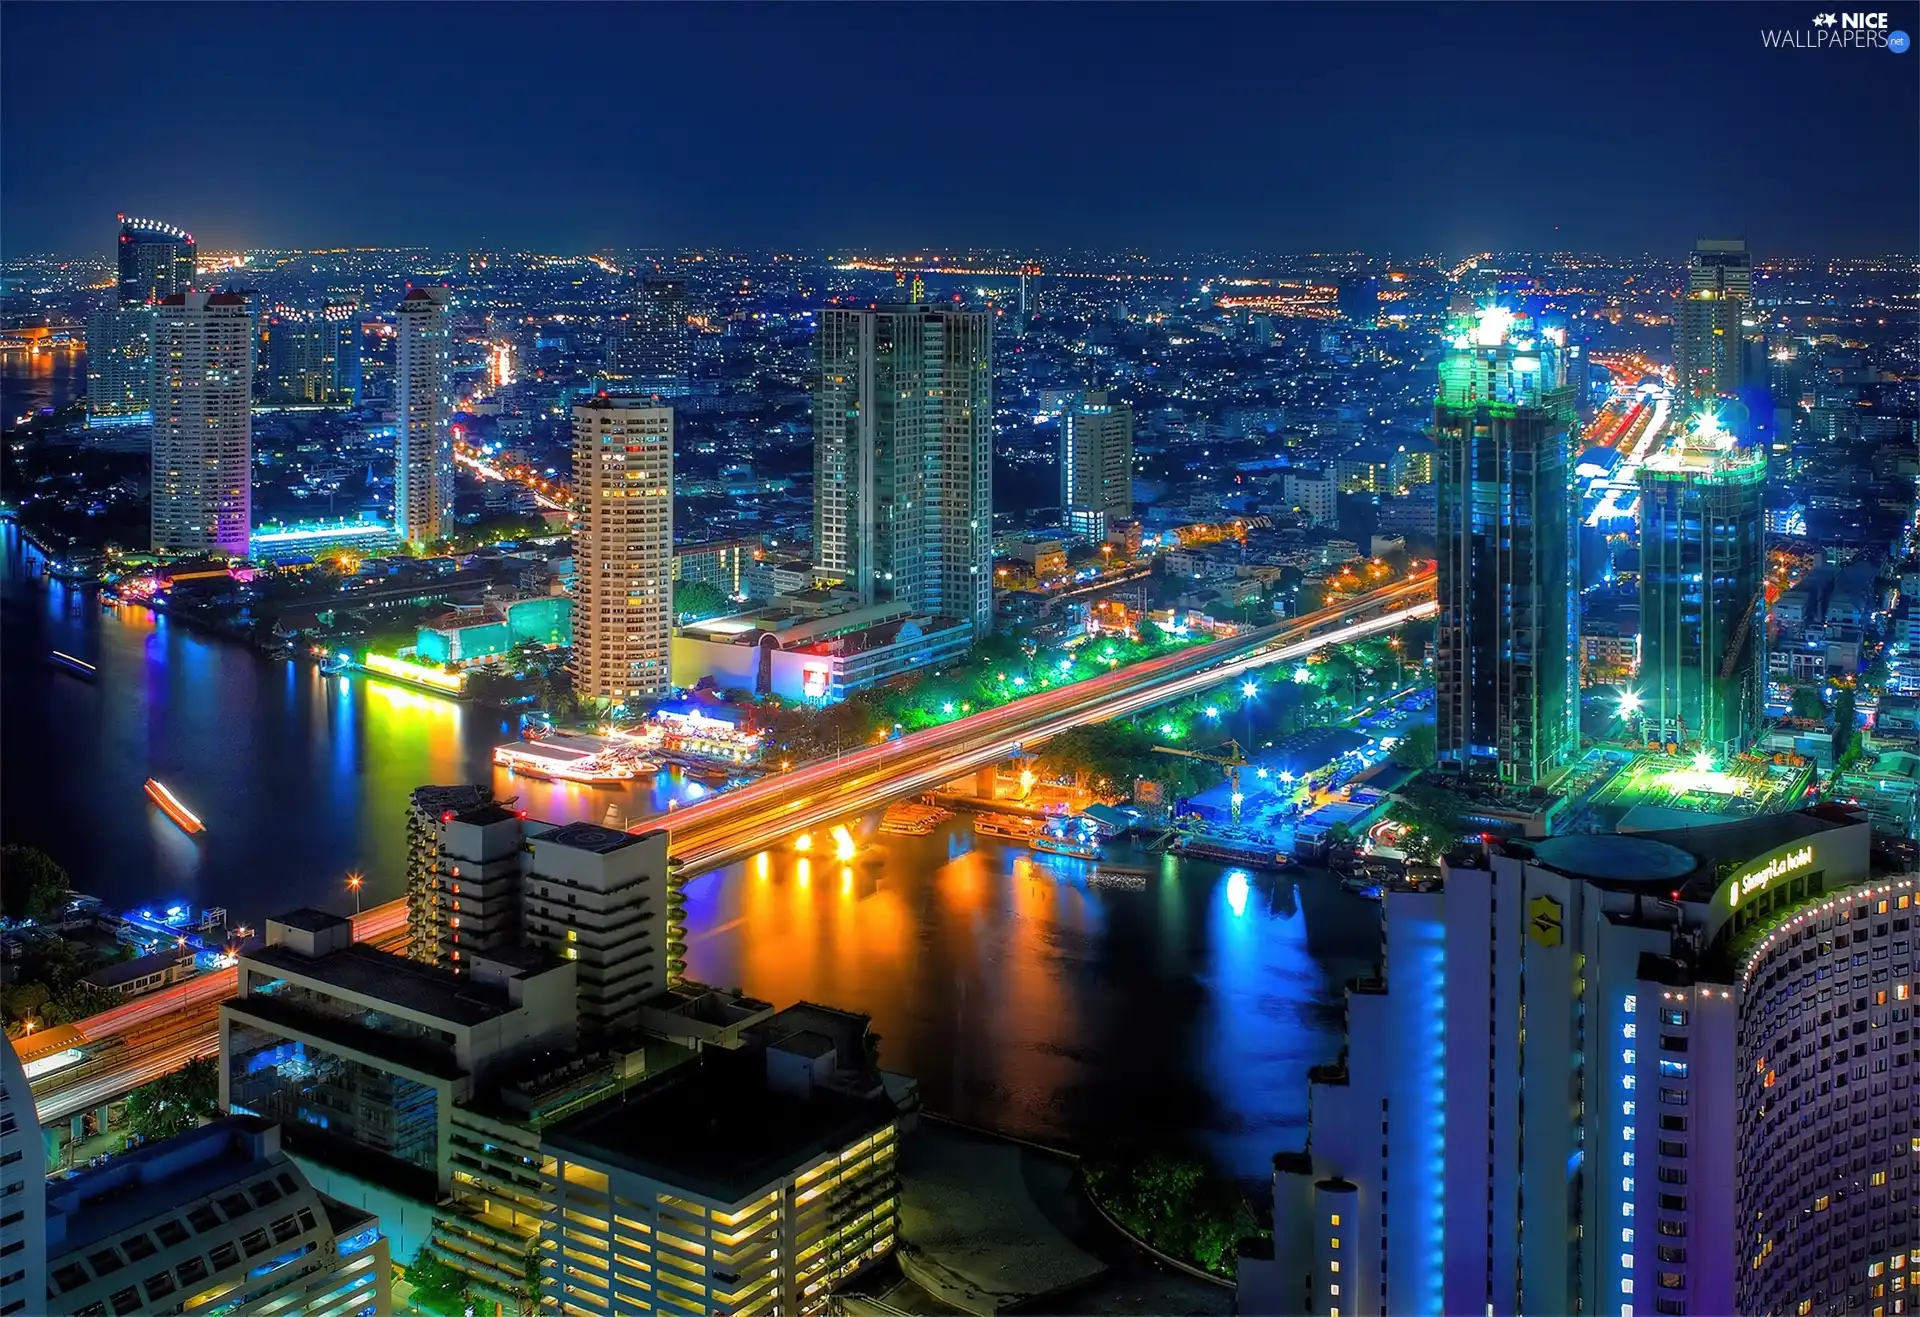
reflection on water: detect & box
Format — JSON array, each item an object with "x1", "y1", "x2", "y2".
[
  {"x1": 2, "y1": 526, "x2": 1378, "y2": 1176},
  {"x1": 684, "y1": 824, "x2": 1379, "y2": 1173}
]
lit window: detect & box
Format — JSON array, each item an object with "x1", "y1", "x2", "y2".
[
  {"x1": 1622, "y1": 1254, "x2": 1634, "y2": 1269},
  {"x1": 1330, "y1": 1285, "x2": 1340, "y2": 1296},
  {"x1": 1329, "y1": 1215, "x2": 1341, "y2": 1227},
  {"x1": 1874, "y1": 1171, "x2": 1890, "y2": 1187},
  {"x1": 1623, "y1": 1229, "x2": 1635, "y2": 1244},
  {"x1": 1622, "y1": 1279, "x2": 1633, "y2": 1294},
  {"x1": 567, "y1": 929, "x2": 578, "y2": 942},
  {"x1": 1330, "y1": 1261, "x2": 1339, "y2": 1274},
  {"x1": 1330, "y1": 1237, "x2": 1340, "y2": 1249}
]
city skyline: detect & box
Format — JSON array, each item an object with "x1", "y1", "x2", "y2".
[{"x1": 2, "y1": 3, "x2": 1917, "y2": 257}]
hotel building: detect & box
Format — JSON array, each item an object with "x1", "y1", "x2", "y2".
[{"x1": 1242, "y1": 806, "x2": 1918, "y2": 1317}]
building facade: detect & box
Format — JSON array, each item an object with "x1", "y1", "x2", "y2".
[
  {"x1": 611, "y1": 274, "x2": 690, "y2": 394},
  {"x1": 395, "y1": 286, "x2": 452, "y2": 544},
  {"x1": 42, "y1": 1118, "x2": 388, "y2": 1317},
  {"x1": 263, "y1": 300, "x2": 361, "y2": 405},
  {"x1": 150, "y1": 290, "x2": 253, "y2": 556},
  {"x1": 813, "y1": 303, "x2": 993, "y2": 640},
  {"x1": 220, "y1": 909, "x2": 578, "y2": 1201},
  {"x1": 1061, "y1": 390, "x2": 1133, "y2": 540},
  {"x1": 570, "y1": 397, "x2": 673, "y2": 704},
  {"x1": 1676, "y1": 238, "x2": 1752, "y2": 406},
  {"x1": 1434, "y1": 306, "x2": 1577, "y2": 786},
  {"x1": 539, "y1": 1009, "x2": 901, "y2": 1317},
  {"x1": 1638, "y1": 408, "x2": 1768, "y2": 756},
  {"x1": 1241, "y1": 809, "x2": 1915, "y2": 1317},
  {"x1": 0, "y1": 1039, "x2": 44, "y2": 1317},
  {"x1": 116, "y1": 214, "x2": 196, "y2": 306},
  {"x1": 85, "y1": 303, "x2": 154, "y2": 426}
]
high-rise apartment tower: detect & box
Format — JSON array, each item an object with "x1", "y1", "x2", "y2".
[
  {"x1": 150, "y1": 291, "x2": 252, "y2": 556},
  {"x1": 394, "y1": 286, "x2": 452, "y2": 543},
  {"x1": 570, "y1": 396, "x2": 673, "y2": 704},
  {"x1": 813, "y1": 302, "x2": 994, "y2": 639}
]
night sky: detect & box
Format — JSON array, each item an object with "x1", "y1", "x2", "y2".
[{"x1": 3, "y1": 2, "x2": 1916, "y2": 256}]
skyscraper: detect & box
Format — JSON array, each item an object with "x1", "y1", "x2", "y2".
[
  {"x1": 570, "y1": 396, "x2": 673, "y2": 704},
  {"x1": 115, "y1": 213, "x2": 196, "y2": 305},
  {"x1": 85, "y1": 303, "x2": 154, "y2": 426},
  {"x1": 1061, "y1": 389, "x2": 1134, "y2": 540},
  {"x1": 262, "y1": 300, "x2": 362, "y2": 405},
  {"x1": 1241, "y1": 809, "x2": 1904, "y2": 1317},
  {"x1": 1433, "y1": 306, "x2": 1577, "y2": 786},
  {"x1": 611, "y1": 272, "x2": 690, "y2": 394},
  {"x1": 1676, "y1": 238, "x2": 1752, "y2": 405},
  {"x1": 89, "y1": 215, "x2": 195, "y2": 429},
  {"x1": 150, "y1": 291, "x2": 252, "y2": 556},
  {"x1": 1637, "y1": 407, "x2": 1768, "y2": 755},
  {"x1": 813, "y1": 301, "x2": 994, "y2": 639},
  {"x1": 394, "y1": 286, "x2": 452, "y2": 543}
]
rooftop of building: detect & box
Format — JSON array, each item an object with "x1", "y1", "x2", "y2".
[
  {"x1": 83, "y1": 946, "x2": 191, "y2": 989},
  {"x1": 272, "y1": 907, "x2": 344, "y2": 934},
  {"x1": 46, "y1": 1117, "x2": 303, "y2": 1257},
  {"x1": 534, "y1": 821, "x2": 647, "y2": 854},
  {"x1": 542, "y1": 1046, "x2": 895, "y2": 1205},
  {"x1": 243, "y1": 937, "x2": 551, "y2": 1028}
]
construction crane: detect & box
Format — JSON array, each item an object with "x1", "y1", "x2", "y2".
[{"x1": 1153, "y1": 739, "x2": 1253, "y2": 826}]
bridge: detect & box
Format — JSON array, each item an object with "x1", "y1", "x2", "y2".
[
  {"x1": 654, "y1": 569, "x2": 1437, "y2": 871},
  {"x1": 32, "y1": 571, "x2": 1436, "y2": 1133}
]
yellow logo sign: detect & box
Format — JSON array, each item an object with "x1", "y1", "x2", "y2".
[{"x1": 1529, "y1": 895, "x2": 1564, "y2": 947}]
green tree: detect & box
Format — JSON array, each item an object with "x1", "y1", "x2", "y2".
[
  {"x1": 1389, "y1": 723, "x2": 1437, "y2": 771},
  {"x1": 402, "y1": 1251, "x2": 472, "y2": 1317},
  {"x1": 1834, "y1": 686, "x2": 1859, "y2": 762},
  {"x1": 124, "y1": 1056, "x2": 220, "y2": 1142},
  {"x1": 1081, "y1": 1151, "x2": 1264, "y2": 1279},
  {"x1": 1790, "y1": 685, "x2": 1827, "y2": 721},
  {"x1": 673, "y1": 580, "x2": 731, "y2": 623},
  {"x1": 1, "y1": 845, "x2": 70, "y2": 922},
  {"x1": 1387, "y1": 783, "x2": 1468, "y2": 862}
]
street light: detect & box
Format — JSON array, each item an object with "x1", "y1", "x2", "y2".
[{"x1": 347, "y1": 870, "x2": 363, "y2": 915}]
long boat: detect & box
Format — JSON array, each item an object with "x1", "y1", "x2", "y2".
[
  {"x1": 48, "y1": 650, "x2": 97, "y2": 680},
  {"x1": 144, "y1": 779, "x2": 206, "y2": 835}
]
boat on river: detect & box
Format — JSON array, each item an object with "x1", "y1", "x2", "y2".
[
  {"x1": 494, "y1": 734, "x2": 638, "y2": 786},
  {"x1": 144, "y1": 779, "x2": 206, "y2": 835},
  {"x1": 975, "y1": 812, "x2": 1042, "y2": 842},
  {"x1": 48, "y1": 650, "x2": 97, "y2": 680}
]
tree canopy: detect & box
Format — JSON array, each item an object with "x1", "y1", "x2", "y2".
[{"x1": 1, "y1": 845, "x2": 69, "y2": 922}]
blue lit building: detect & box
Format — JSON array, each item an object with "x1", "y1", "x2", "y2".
[
  {"x1": 42, "y1": 1116, "x2": 388, "y2": 1317},
  {"x1": 1239, "y1": 808, "x2": 1903, "y2": 1317}
]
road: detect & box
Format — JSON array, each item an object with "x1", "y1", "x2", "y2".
[
  {"x1": 29, "y1": 899, "x2": 407, "y2": 1126},
  {"x1": 657, "y1": 571, "x2": 1437, "y2": 873}
]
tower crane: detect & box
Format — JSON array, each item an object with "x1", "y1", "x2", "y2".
[{"x1": 1153, "y1": 739, "x2": 1253, "y2": 826}]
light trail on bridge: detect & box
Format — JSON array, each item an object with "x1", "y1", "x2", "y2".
[{"x1": 656, "y1": 572, "x2": 1437, "y2": 873}]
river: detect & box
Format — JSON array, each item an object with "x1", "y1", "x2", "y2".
[{"x1": 0, "y1": 524, "x2": 1378, "y2": 1178}]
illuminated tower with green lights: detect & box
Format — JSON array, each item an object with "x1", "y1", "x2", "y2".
[
  {"x1": 1637, "y1": 407, "x2": 1767, "y2": 756},
  {"x1": 1433, "y1": 306, "x2": 1578, "y2": 787}
]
